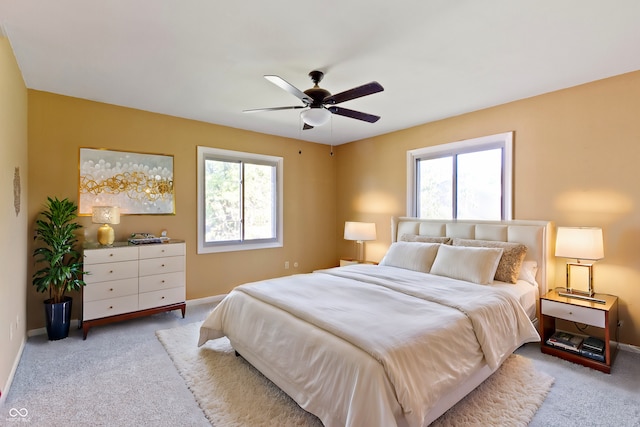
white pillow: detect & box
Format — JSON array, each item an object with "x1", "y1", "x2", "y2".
[
  {"x1": 430, "y1": 244, "x2": 503, "y2": 285},
  {"x1": 379, "y1": 242, "x2": 440, "y2": 273},
  {"x1": 518, "y1": 260, "x2": 538, "y2": 285}
]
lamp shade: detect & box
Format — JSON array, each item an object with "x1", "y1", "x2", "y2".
[
  {"x1": 92, "y1": 206, "x2": 120, "y2": 225},
  {"x1": 344, "y1": 221, "x2": 377, "y2": 242},
  {"x1": 555, "y1": 227, "x2": 604, "y2": 260},
  {"x1": 301, "y1": 108, "x2": 331, "y2": 127}
]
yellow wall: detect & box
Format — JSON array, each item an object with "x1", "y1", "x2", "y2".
[
  {"x1": 20, "y1": 61, "x2": 640, "y2": 348},
  {"x1": 336, "y1": 70, "x2": 640, "y2": 346},
  {"x1": 27, "y1": 91, "x2": 338, "y2": 330},
  {"x1": 0, "y1": 37, "x2": 28, "y2": 399}
]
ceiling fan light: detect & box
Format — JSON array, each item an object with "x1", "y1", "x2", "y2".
[{"x1": 301, "y1": 108, "x2": 331, "y2": 127}]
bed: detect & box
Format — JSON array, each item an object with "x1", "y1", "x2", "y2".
[{"x1": 198, "y1": 217, "x2": 554, "y2": 427}]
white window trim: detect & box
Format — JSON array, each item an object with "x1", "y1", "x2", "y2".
[
  {"x1": 197, "y1": 146, "x2": 284, "y2": 254},
  {"x1": 406, "y1": 132, "x2": 513, "y2": 220}
]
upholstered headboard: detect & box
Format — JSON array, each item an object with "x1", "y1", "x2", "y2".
[{"x1": 391, "y1": 217, "x2": 554, "y2": 297}]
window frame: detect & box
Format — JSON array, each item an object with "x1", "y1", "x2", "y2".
[
  {"x1": 406, "y1": 132, "x2": 513, "y2": 220},
  {"x1": 197, "y1": 146, "x2": 283, "y2": 254}
]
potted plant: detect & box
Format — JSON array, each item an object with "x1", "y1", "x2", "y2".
[{"x1": 32, "y1": 197, "x2": 87, "y2": 340}]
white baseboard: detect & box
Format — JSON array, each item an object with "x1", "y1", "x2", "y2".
[
  {"x1": 619, "y1": 342, "x2": 640, "y2": 354},
  {"x1": 0, "y1": 336, "x2": 26, "y2": 407},
  {"x1": 27, "y1": 319, "x2": 81, "y2": 338},
  {"x1": 187, "y1": 294, "x2": 226, "y2": 307}
]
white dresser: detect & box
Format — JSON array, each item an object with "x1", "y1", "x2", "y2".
[{"x1": 82, "y1": 241, "x2": 186, "y2": 339}]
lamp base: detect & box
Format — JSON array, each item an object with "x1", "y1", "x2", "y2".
[{"x1": 97, "y1": 224, "x2": 115, "y2": 246}]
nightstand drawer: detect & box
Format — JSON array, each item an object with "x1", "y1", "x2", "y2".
[
  {"x1": 541, "y1": 299, "x2": 605, "y2": 327},
  {"x1": 84, "y1": 278, "x2": 138, "y2": 302},
  {"x1": 83, "y1": 295, "x2": 139, "y2": 320},
  {"x1": 138, "y1": 286, "x2": 185, "y2": 310},
  {"x1": 83, "y1": 260, "x2": 138, "y2": 284}
]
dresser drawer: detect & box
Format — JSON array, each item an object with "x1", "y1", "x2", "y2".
[
  {"x1": 138, "y1": 256, "x2": 184, "y2": 277},
  {"x1": 138, "y1": 243, "x2": 185, "y2": 259},
  {"x1": 541, "y1": 299, "x2": 605, "y2": 327},
  {"x1": 138, "y1": 286, "x2": 185, "y2": 310},
  {"x1": 83, "y1": 246, "x2": 139, "y2": 265},
  {"x1": 84, "y1": 278, "x2": 138, "y2": 302},
  {"x1": 83, "y1": 295, "x2": 139, "y2": 321},
  {"x1": 83, "y1": 260, "x2": 138, "y2": 284},
  {"x1": 139, "y1": 271, "x2": 185, "y2": 293}
]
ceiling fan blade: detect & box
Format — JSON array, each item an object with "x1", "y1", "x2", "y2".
[
  {"x1": 243, "y1": 106, "x2": 305, "y2": 113},
  {"x1": 303, "y1": 123, "x2": 314, "y2": 130},
  {"x1": 323, "y1": 82, "x2": 384, "y2": 105},
  {"x1": 264, "y1": 75, "x2": 313, "y2": 104},
  {"x1": 328, "y1": 106, "x2": 380, "y2": 123}
]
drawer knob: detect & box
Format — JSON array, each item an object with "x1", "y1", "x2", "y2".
[
  {"x1": 161, "y1": 280, "x2": 165, "y2": 283},
  {"x1": 109, "y1": 270, "x2": 113, "y2": 274},
  {"x1": 161, "y1": 296, "x2": 165, "y2": 299},
  {"x1": 109, "y1": 253, "x2": 114, "y2": 257},
  {"x1": 109, "y1": 306, "x2": 113, "y2": 309},
  {"x1": 161, "y1": 264, "x2": 165, "y2": 267},
  {"x1": 109, "y1": 288, "x2": 113, "y2": 292}
]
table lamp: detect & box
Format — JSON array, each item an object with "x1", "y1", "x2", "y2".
[
  {"x1": 92, "y1": 206, "x2": 120, "y2": 246},
  {"x1": 344, "y1": 221, "x2": 377, "y2": 262},
  {"x1": 555, "y1": 226, "x2": 604, "y2": 302}
]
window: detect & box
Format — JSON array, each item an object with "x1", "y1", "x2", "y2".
[
  {"x1": 197, "y1": 146, "x2": 283, "y2": 253},
  {"x1": 407, "y1": 132, "x2": 513, "y2": 220}
]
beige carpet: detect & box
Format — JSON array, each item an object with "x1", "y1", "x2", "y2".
[{"x1": 157, "y1": 322, "x2": 554, "y2": 427}]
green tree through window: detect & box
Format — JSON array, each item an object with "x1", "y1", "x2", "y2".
[{"x1": 198, "y1": 147, "x2": 283, "y2": 253}]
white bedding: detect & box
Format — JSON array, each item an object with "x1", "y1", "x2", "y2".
[
  {"x1": 491, "y1": 279, "x2": 538, "y2": 320},
  {"x1": 199, "y1": 264, "x2": 540, "y2": 427}
]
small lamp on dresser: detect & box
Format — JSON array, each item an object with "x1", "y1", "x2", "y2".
[
  {"x1": 555, "y1": 226, "x2": 604, "y2": 303},
  {"x1": 344, "y1": 221, "x2": 377, "y2": 262},
  {"x1": 92, "y1": 206, "x2": 120, "y2": 246}
]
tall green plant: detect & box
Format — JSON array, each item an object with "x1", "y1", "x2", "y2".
[{"x1": 32, "y1": 197, "x2": 87, "y2": 304}]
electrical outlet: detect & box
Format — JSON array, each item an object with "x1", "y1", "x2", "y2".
[
  {"x1": 284, "y1": 261, "x2": 289, "y2": 269},
  {"x1": 618, "y1": 320, "x2": 624, "y2": 328}
]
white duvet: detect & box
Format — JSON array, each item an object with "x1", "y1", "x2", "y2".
[{"x1": 199, "y1": 264, "x2": 540, "y2": 427}]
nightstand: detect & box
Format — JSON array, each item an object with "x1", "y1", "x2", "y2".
[{"x1": 540, "y1": 290, "x2": 618, "y2": 373}]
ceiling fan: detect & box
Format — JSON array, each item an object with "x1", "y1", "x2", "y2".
[{"x1": 243, "y1": 70, "x2": 384, "y2": 130}]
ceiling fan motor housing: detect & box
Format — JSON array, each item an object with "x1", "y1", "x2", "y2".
[{"x1": 304, "y1": 87, "x2": 331, "y2": 108}]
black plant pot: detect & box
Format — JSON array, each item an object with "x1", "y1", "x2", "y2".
[{"x1": 44, "y1": 296, "x2": 72, "y2": 340}]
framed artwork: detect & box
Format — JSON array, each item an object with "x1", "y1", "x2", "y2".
[{"x1": 79, "y1": 148, "x2": 175, "y2": 215}]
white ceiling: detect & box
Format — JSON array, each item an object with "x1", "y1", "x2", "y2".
[{"x1": 2, "y1": 1, "x2": 640, "y2": 145}]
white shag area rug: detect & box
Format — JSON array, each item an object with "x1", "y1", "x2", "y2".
[{"x1": 157, "y1": 322, "x2": 554, "y2": 427}]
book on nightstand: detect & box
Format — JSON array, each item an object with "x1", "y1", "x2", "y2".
[
  {"x1": 582, "y1": 336, "x2": 605, "y2": 353},
  {"x1": 546, "y1": 331, "x2": 583, "y2": 353},
  {"x1": 580, "y1": 336, "x2": 606, "y2": 362},
  {"x1": 580, "y1": 347, "x2": 605, "y2": 362}
]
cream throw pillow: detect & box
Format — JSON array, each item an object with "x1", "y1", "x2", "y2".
[
  {"x1": 430, "y1": 244, "x2": 503, "y2": 285},
  {"x1": 452, "y1": 238, "x2": 528, "y2": 284},
  {"x1": 379, "y1": 241, "x2": 440, "y2": 273}
]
